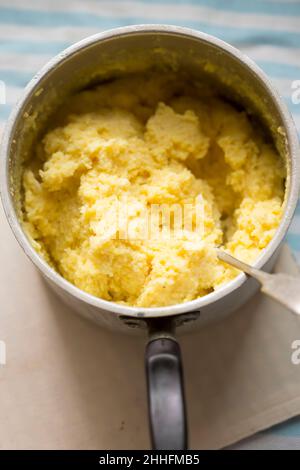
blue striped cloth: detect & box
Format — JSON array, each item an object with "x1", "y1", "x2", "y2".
[{"x1": 0, "y1": 0, "x2": 300, "y2": 449}]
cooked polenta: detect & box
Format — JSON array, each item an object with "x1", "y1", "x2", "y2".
[{"x1": 23, "y1": 73, "x2": 285, "y2": 307}]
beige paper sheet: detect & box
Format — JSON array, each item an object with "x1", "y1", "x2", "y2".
[{"x1": 1, "y1": 202, "x2": 300, "y2": 450}]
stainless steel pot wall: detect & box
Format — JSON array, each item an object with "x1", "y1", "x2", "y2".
[
  {"x1": 1, "y1": 25, "x2": 299, "y2": 330},
  {"x1": 1, "y1": 25, "x2": 299, "y2": 449}
]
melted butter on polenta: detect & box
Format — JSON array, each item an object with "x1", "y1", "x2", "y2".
[{"x1": 22, "y1": 73, "x2": 285, "y2": 307}]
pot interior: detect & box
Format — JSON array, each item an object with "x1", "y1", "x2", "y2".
[{"x1": 6, "y1": 28, "x2": 291, "y2": 219}]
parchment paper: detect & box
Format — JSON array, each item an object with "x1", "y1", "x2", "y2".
[{"x1": 1, "y1": 203, "x2": 300, "y2": 449}]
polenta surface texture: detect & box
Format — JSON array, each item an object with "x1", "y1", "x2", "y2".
[{"x1": 23, "y1": 73, "x2": 285, "y2": 307}]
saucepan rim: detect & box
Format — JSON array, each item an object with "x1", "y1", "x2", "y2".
[{"x1": 1, "y1": 24, "x2": 299, "y2": 318}]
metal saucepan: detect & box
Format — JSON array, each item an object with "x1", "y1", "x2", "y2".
[{"x1": 1, "y1": 25, "x2": 299, "y2": 450}]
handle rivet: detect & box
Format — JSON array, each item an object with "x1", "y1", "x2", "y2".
[
  {"x1": 175, "y1": 311, "x2": 200, "y2": 327},
  {"x1": 119, "y1": 316, "x2": 147, "y2": 329}
]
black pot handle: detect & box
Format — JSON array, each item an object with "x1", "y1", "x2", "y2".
[{"x1": 145, "y1": 319, "x2": 188, "y2": 450}]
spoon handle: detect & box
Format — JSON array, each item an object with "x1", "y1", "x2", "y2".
[{"x1": 217, "y1": 249, "x2": 300, "y2": 315}]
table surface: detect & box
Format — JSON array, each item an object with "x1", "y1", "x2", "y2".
[{"x1": 1, "y1": 0, "x2": 300, "y2": 450}]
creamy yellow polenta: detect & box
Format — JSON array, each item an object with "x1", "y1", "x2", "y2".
[{"x1": 23, "y1": 73, "x2": 285, "y2": 307}]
